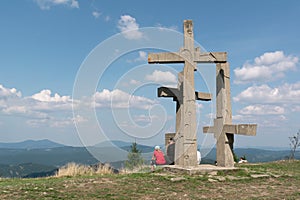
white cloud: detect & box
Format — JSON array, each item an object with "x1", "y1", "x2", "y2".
[
  {"x1": 233, "y1": 82, "x2": 300, "y2": 104},
  {"x1": 239, "y1": 104, "x2": 285, "y2": 115},
  {"x1": 0, "y1": 84, "x2": 22, "y2": 98},
  {"x1": 92, "y1": 11, "x2": 101, "y2": 19},
  {"x1": 126, "y1": 51, "x2": 148, "y2": 63},
  {"x1": 0, "y1": 85, "x2": 75, "y2": 128},
  {"x1": 233, "y1": 114, "x2": 287, "y2": 128},
  {"x1": 69, "y1": 0, "x2": 78, "y2": 8},
  {"x1": 3, "y1": 106, "x2": 27, "y2": 114},
  {"x1": 29, "y1": 90, "x2": 73, "y2": 112},
  {"x1": 0, "y1": 85, "x2": 156, "y2": 128},
  {"x1": 26, "y1": 114, "x2": 86, "y2": 128},
  {"x1": 234, "y1": 51, "x2": 298, "y2": 84},
  {"x1": 72, "y1": 115, "x2": 87, "y2": 123},
  {"x1": 145, "y1": 70, "x2": 177, "y2": 84},
  {"x1": 206, "y1": 113, "x2": 215, "y2": 119},
  {"x1": 48, "y1": 114, "x2": 86, "y2": 127},
  {"x1": 129, "y1": 79, "x2": 141, "y2": 85},
  {"x1": 34, "y1": 0, "x2": 79, "y2": 10},
  {"x1": 135, "y1": 51, "x2": 147, "y2": 62},
  {"x1": 31, "y1": 89, "x2": 71, "y2": 102},
  {"x1": 3, "y1": 105, "x2": 48, "y2": 119},
  {"x1": 26, "y1": 115, "x2": 82, "y2": 128},
  {"x1": 196, "y1": 103, "x2": 204, "y2": 110},
  {"x1": 233, "y1": 114, "x2": 256, "y2": 121},
  {"x1": 133, "y1": 114, "x2": 159, "y2": 123},
  {"x1": 93, "y1": 89, "x2": 156, "y2": 109},
  {"x1": 155, "y1": 23, "x2": 178, "y2": 31},
  {"x1": 292, "y1": 106, "x2": 300, "y2": 112},
  {"x1": 117, "y1": 15, "x2": 143, "y2": 40},
  {"x1": 26, "y1": 119, "x2": 48, "y2": 127}
]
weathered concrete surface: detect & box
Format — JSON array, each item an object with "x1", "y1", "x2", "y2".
[
  {"x1": 149, "y1": 19, "x2": 257, "y2": 169},
  {"x1": 158, "y1": 87, "x2": 211, "y2": 101},
  {"x1": 203, "y1": 62, "x2": 257, "y2": 167},
  {"x1": 163, "y1": 164, "x2": 238, "y2": 175},
  {"x1": 148, "y1": 20, "x2": 224, "y2": 168},
  {"x1": 148, "y1": 52, "x2": 227, "y2": 63}
]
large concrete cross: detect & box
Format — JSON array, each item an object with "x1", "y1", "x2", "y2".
[
  {"x1": 148, "y1": 20, "x2": 226, "y2": 167},
  {"x1": 203, "y1": 62, "x2": 257, "y2": 167},
  {"x1": 158, "y1": 71, "x2": 211, "y2": 165}
]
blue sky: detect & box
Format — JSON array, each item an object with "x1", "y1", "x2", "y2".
[{"x1": 0, "y1": 0, "x2": 300, "y2": 150}]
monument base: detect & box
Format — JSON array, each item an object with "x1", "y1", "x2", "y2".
[{"x1": 163, "y1": 164, "x2": 238, "y2": 175}]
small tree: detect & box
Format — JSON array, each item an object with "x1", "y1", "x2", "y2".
[
  {"x1": 232, "y1": 151, "x2": 239, "y2": 163},
  {"x1": 125, "y1": 142, "x2": 144, "y2": 170},
  {"x1": 289, "y1": 129, "x2": 300, "y2": 160}
]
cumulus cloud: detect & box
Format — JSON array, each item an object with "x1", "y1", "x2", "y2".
[
  {"x1": 234, "y1": 51, "x2": 298, "y2": 84},
  {"x1": 31, "y1": 89, "x2": 71, "y2": 102},
  {"x1": 0, "y1": 85, "x2": 76, "y2": 128},
  {"x1": 0, "y1": 84, "x2": 22, "y2": 98},
  {"x1": 30, "y1": 90, "x2": 73, "y2": 111},
  {"x1": 239, "y1": 104, "x2": 285, "y2": 115},
  {"x1": 93, "y1": 89, "x2": 156, "y2": 109},
  {"x1": 233, "y1": 82, "x2": 300, "y2": 103},
  {"x1": 0, "y1": 85, "x2": 157, "y2": 128},
  {"x1": 34, "y1": 0, "x2": 79, "y2": 10},
  {"x1": 145, "y1": 70, "x2": 177, "y2": 84},
  {"x1": 117, "y1": 15, "x2": 143, "y2": 40}
]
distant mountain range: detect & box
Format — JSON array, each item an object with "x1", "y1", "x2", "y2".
[
  {"x1": 0, "y1": 139, "x2": 65, "y2": 149},
  {"x1": 0, "y1": 163, "x2": 58, "y2": 178},
  {"x1": 95, "y1": 140, "x2": 134, "y2": 148},
  {"x1": 0, "y1": 139, "x2": 299, "y2": 178},
  {"x1": 94, "y1": 140, "x2": 153, "y2": 153}
]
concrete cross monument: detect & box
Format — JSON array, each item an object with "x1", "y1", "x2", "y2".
[
  {"x1": 148, "y1": 20, "x2": 226, "y2": 167},
  {"x1": 158, "y1": 71, "x2": 212, "y2": 165},
  {"x1": 203, "y1": 62, "x2": 257, "y2": 167}
]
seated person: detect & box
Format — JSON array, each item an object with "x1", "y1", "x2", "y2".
[
  {"x1": 166, "y1": 138, "x2": 175, "y2": 165},
  {"x1": 197, "y1": 149, "x2": 201, "y2": 164},
  {"x1": 238, "y1": 156, "x2": 248, "y2": 163},
  {"x1": 151, "y1": 145, "x2": 166, "y2": 171}
]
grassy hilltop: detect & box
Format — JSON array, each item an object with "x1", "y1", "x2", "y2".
[{"x1": 0, "y1": 160, "x2": 299, "y2": 199}]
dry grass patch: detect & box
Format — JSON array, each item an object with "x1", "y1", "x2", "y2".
[{"x1": 55, "y1": 162, "x2": 114, "y2": 177}]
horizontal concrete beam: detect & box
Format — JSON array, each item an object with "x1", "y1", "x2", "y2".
[
  {"x1": 148, "y1": 52, "x2": 227, "y2": 64},
  {"x1": 158, "y1": 87, "x2": 211, "y2": 101},
  {"x1": 196, "y1": 92, "x2": 212, "y2": 101},
  {"x1": 148, "y1": 52, "x2": 184, "y2": 64},
  {"x1": 194, "y1": 52, "x2": 227, "y2": 63},
  {"x1": 158, "y1": 87, "x2": 179, "y2": 99},
  {"x1": 203, "y1": 124, "x2": 257, "y2": 136},
  {"x1": 203, "y1": 126, "x2": 214, "y2": 134},
  {"x1": 224, "y1": 124, "x2": 257, "y2": 136}
]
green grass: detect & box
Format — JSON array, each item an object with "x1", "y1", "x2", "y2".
[{"x1": 0, "y1": 160, "x2": 299, "y2": 199}]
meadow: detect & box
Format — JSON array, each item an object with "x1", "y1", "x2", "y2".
[{"x1": 0, "y1": 160, "x2": 299, "y2": 199}]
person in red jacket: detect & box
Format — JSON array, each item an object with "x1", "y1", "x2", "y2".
[{"x1": 151, "y1": 145, "x2": 166, "y2": 171}]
